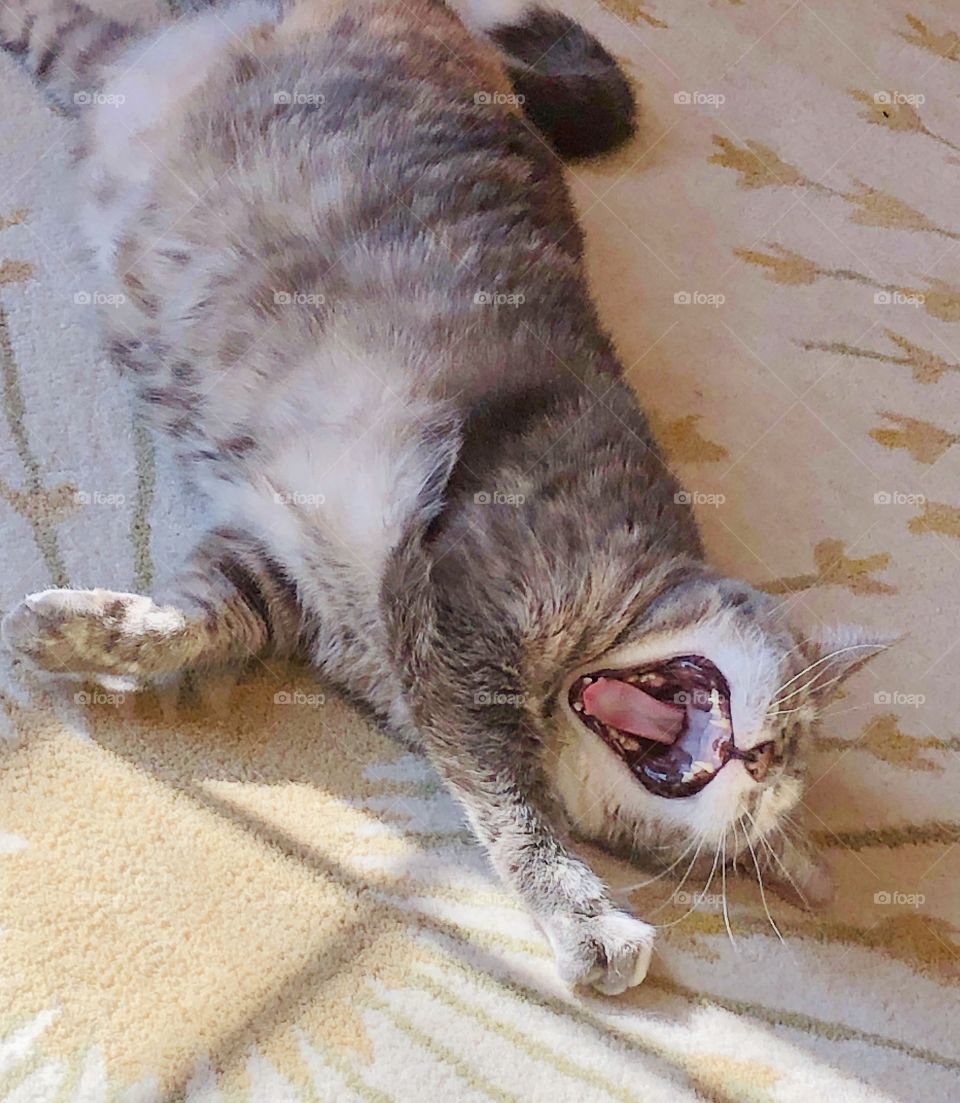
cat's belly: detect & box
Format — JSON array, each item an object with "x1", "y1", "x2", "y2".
[{"x1": 183, "y1": 346, "x2": 453, "y2": 727}]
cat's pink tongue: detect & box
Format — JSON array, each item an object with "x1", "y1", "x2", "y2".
[{"x1": 582, "y1": 678, "x2": 683, "y2": 744}]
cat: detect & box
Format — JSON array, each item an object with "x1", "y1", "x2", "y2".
[{"x1": 0, "y1": 0, "x2": 888, "y2": 994}]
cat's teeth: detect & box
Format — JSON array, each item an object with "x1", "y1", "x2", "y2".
[
  {"x1": 691, "y1": 760, "x2": 713, "y2": 774},
  {"x1": 709, "y1": 687, "x2": 725, "y2": 722},
  {"x1": 618, "y1": 735, "x2": 640, "y2": 751},
  {"x1": 573, "y1": 701, "x2": 584, "y2": 712}
]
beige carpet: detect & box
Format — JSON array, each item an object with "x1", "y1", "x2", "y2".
[{"x1": 1, "y1": 0, "x2": 959, "y2": 1100}]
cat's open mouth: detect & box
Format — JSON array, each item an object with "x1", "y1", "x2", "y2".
[{"x1": 569, "y1": 655, "x2": 773, "y2": 798}]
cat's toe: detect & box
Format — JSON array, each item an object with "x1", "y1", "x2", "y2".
[
  {"x1": 544, "y1": 909, "x2": 654, "y2": 996},
  {"x1": 1, "y1": 591, "x2": 63, "y2": 659}
]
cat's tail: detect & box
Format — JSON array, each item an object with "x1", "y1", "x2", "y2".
[{"x1": 460, "y1": 1, "x2": 636, "y2": 158}]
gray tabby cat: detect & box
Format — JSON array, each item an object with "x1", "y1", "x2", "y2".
[{"x1": 0, "y1": 0, "x2": 887, "y2": 994}]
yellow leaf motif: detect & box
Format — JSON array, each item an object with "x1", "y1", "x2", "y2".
[
  {"x1": 0, "y1": 479, "x2": 80, "y2": 525},
  {"x1": 709, "y1": 135, "x2": 811, "y2": 189},
  {"x1": 0, "y1": 259, "x2": 34, "y2": 286},
  {"x1": 797, "y1": 333, "x2": 960, "y2": 384},
  {"x1": 823, "y1": 714, "x2": 960, "y2": 772},
  {"x1": 690, "y1": 1055, "x2": 783, "y2": 1103},
  {"x1": 899, "y1": 13, "x2": 960, "y2": 61},
  {"x1": 863, "y1": 915, "x2": 960, "y2": 982},
  {"x1": 884, "y1": 330, "x2": 960, "y2": 384},
  {"x1": 845, "y1": 182, "x2": 941, "y2": 234},
  {"x1": 850, "y1": 89, "x2": 923, "y2": 134},
  {"x1": 598, "y1": 0, "x2": 667, "y2": 28},
  {"x1": 915, "y1": 278, "x2": 960, "y2": 322},
  {"x1": 869, "y1": 411, "x2": 959, "y2": 465},
  {"x1": 0, "y1": 208, "x2": 29, "y2": 232},
  {"x1": 735, "y1": 244, "x2": 820, "y2": 285},
  {"x1": 762, "y1": 538, "x2": 895, "y2": 596},
  {"x1": 651, "y1": 413, "x2": 729, "y2": 463},
  {"x1": 908, "y1": 500, "x2": 960, "y2": 539}
]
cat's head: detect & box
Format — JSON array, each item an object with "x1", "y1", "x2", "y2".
[{"x1": 545, "y1": 575, "x2": 890, "y2": 906}]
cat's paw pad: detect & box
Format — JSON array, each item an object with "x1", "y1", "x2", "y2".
[
  {"x1": 1, "y1": 589, "x2": 175, "y2": 675},
  {"x1": 543, "y1": 909, "x2": 654, "y2": 996}
]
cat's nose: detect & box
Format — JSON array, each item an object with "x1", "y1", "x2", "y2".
[{"x1": 742, "y1": 741, "x2": 774, "y2": 782}]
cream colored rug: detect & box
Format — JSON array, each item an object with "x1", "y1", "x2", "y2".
[{"x1": 1, "y1": 0, "x2": 959, "y2": 1100}]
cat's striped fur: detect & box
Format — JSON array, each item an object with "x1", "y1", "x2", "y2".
[{"x1": 1, "y1": 0, "x2": 885, "y2": 993}]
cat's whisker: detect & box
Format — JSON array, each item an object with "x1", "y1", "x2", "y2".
[
  {"x1": 771, "y1": 668, "x2": 851, "y2": 709},
  {"x1": 720, "y1": 833, "x2": 737, "y2": 951},
  {"x1": 646, "y1": 832, "x2": 707, "y2": 918},
  {"x1": 816, "y1": 703, "x2": 878, "y2": 720},
  {"x1": 655, "y1": 833, "x2": 723, "y2": 931},
  {"x1": 770, "y1": 643, "x2": 886, "y2": 702},
  {"x1": 614, "y1": 833, "x2": 701, "y2": 896},
  {"x1": 747, "y1": 812, "x2": 811, "y2": 909},
  {"x1": 740, "y1": 815, "x2": 784, "y2": 945},
  {"x1": 765, "y1": 704, "x2": 810, "y2": 718}
]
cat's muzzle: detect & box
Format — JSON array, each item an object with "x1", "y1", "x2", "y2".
[{"x1": 569, "y1": 655, "x2": 774, "y2": 798}]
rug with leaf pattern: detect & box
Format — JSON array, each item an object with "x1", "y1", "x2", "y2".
[{"x1": 1, "y1": 0, "x2": 958, "y2": 1100}]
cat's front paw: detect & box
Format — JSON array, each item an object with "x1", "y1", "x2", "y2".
[
  {"x1": 542, "y1": 908, "x2": 654, "y2": 996},
  {"x1": 1, "y1": 588, "x2": 170, "y2": 675}
]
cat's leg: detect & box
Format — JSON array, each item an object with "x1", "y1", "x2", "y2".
[
  {"x1": 385, "y1": 532, "x2": 653, "y2": 994},
  {"x1": 425, "y1": 742, "x2": 654, "y2": 994},
  {"x1": 1, "y1": 527, "x2": 302, "y2": 680},
  {"x1": 0, "y1": 0, "x2": 166, "y2": 113}
]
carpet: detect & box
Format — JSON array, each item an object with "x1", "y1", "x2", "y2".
[{"x1": 1, "y1": 1, "x2": 958, "y2": 1100}]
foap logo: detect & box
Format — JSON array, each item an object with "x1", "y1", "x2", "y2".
[
  {"x1": 75, "y1": 689, "x2": 125, "y2": 707},
  {"x1": 673, "y1": 688, "x2": 713, "y2": 708},
  {"x1": 874, "y1": 290, "x2": 924, "y2": 307},
  {"x1": 673, "y1": 91, "x2": 725, "y2": 108},
  {"x1": 474, "y1": 90, "x2": 525, "y2": 106},
  {"x1": 475, "y1": 690, "x2": 526, "y2": 707},
  {"x1": 874, "y1": 890, "x2": 925, "y2": 908},
  {"x1": 273, "y1": 291, "x2": 326, "y2": 307},
  {"x1": 873, "y1": 490, "x2": 926, "y2": 506},
  {"x1": 674, "y1": 290, "x2": 725, "y2": 308},
  {"x1": 74, "y1": 489, "x2": 126, "y2": 507},
  {"x1": 675, "y1": 490, "x2": 726, "y2": 508},
  {"x1": 674, "y1": 890, "x2": 724, "y2": 907},
  {"x1": 274, "y1": 689, "x2": 326, "y2": 707},
  {"x1": 273, "y1": 90, "x2": 325, "y2": 106},
  {"x1": 873, "y1": 690, "x2": 926, "y2": 708},
  {"x1": 74, "y1": 290, "x2": 126, "y2": 308},
  {"x1": 873, "y1": 91, "x2": 925, "y2": 106},
  {"x1": 474, "y1": 290, "x2": 525, "y2": 307},
  {"x1": 273, "y1": 491, "x2": 325, "y2": 507},
  {"x1": 474, "y1": 490, "x2": 525, "y2": 506},
  {"x1": 74, "y1": 90, "x2": 125, "y2": 107}
]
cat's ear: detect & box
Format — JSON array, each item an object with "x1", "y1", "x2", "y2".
[{"x1": 800, "y1": 623, "x2": 899, "y2": 703}]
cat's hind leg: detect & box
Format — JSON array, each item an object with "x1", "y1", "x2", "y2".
[
  {"x1": 1, "y1": 528, "x2": 302, "y2": 681},
  {"x1": 0, "y1": 0, "x2": 163, "y2": 113}
]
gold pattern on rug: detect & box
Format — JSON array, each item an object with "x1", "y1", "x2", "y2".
[
  {"x1": 760, "y1": 538, "x2": 895, "y2": 596},
  {"x1": 650, "y1": 412, "x2": 729, "y2": 463},
  {"x1": 869, "y1": 411, "x2": 959, "y2": 465},
  {"x1": 816, "y1": 713, "x2": 960, "y2": 772},
  {"x1": 908, "y1": 500, "x2": 960, "y2": 539},
  {"x1": 799, "y1": 331, "x2": 960, "y2": 384}
]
